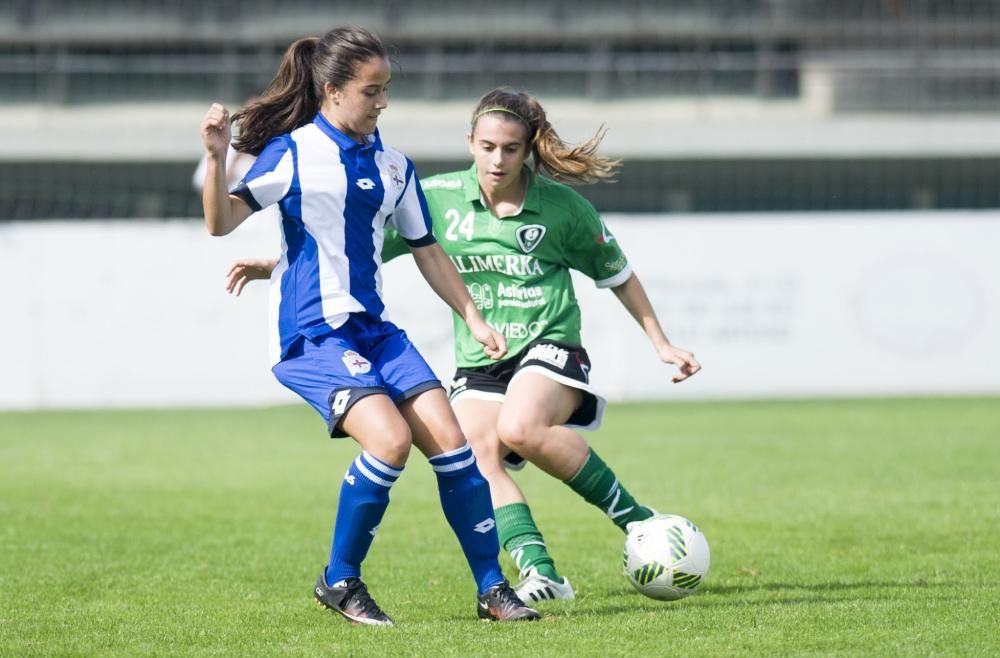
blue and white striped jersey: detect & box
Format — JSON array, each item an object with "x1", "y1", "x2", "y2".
[{"x1": 233, "y1": 113, "x2": 435, "y2": 365}]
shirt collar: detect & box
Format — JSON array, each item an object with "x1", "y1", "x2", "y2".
[
  {"x1": 313, "y1": 112, "x2": 382, "y2": 152},
  {"x1": 461, "y1": 163, "x2": 541, "y2": 215}
]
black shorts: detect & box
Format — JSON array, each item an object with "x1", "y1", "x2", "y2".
[{"x1": 448, "y1": 339, "x2": 607, "y2": 431}]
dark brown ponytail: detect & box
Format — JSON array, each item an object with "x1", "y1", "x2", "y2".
[
  {"x1": 233, "y1": 26, "x2": 388, "y2": 155},
  {"x1": 233, "y1": 37, "x2": 319, "y2": 155}
]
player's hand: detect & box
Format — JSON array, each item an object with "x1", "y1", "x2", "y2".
[
  {"x1": 659, "y1": 344, "x2": 701, "y2": 383},
  {"x1": 470, "y1": 319, "x2": 507, "y2": 360},
  {"x1": 201, "y1": 103, "x2": 232, "y2": 159},
  {"x1": 226, "y1": 258, "x2": 277, "y2": 295}
]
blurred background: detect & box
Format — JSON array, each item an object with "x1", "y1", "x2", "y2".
[{"x1": 2, "y1": 0, "x2": 999, "y2": 408}]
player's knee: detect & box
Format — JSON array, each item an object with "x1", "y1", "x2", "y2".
[
  {"x1": 464, "y1": 424, "x2": 498, "y2": 454},
  {"x1": 457, "y1": 428, "x2": 501, "y2": 472},
  {"x1": 437, "y1": 423, "x2": 469, "y2": 453},
  {"x1": 496, "y1": 414, "x2": 537, "y2": 453},
  {"x1": 474, "y1": 449, "x2": 507, "y2": 480},
  {"x1": 375, "y1": 425, "x2": 413, "y2": 466}
]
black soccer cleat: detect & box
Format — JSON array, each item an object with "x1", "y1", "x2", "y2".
[
  {"x1": 313, "y1": 571, "x2": 394, "y2": 627},
  {"x1": 477, "y1": 580, "x2": 541, "y2": 622},
  {"x1": 502, "y1": 450, "x2": 527, "y2": 471}
]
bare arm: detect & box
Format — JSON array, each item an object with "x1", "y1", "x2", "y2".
[
  {"x1": 410, "y1": 242, "x2": 507, "y2": 360},
  {"x1": 226, "y1": 258, "x2": 278, "y2": 295},
  {"x1": 200, "y1": 103, "x2": 253, "y2": 236},
  {"x1": 611, "y1": 272, "x2": 701, "y2": 383}
]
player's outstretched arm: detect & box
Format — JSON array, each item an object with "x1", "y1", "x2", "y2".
[
  {"x1": 410, "y1": 242, "x2": 507, "y2": 360},
  {"x1": 226, "y1": 258, "x2": 278, "y2": 296},
  {"x1": 611, "y1": 272, "x2": 701, "y2": 383},
  {"x1": 200, "y1": 103, "x2": 253, "y2": 236}
]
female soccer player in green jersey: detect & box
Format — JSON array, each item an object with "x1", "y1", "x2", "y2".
[{"x1": 227, "y1": 87, "x2": 701, "y2": 603}]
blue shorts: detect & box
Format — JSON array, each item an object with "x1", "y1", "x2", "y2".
[{"x1": 271, "y1": 314, "x2": 441, "y2": 438}]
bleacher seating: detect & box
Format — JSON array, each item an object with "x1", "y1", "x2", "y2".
[{"x1": 1, "y1": 1, "x2": 999, "y2": 218}]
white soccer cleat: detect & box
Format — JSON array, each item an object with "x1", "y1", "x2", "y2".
[
  {"x1": 626, "y1": 506, "x2": 661, "y2": 534},
  {"x1": 514, "y1": 568, "x2": 576, "y2": 602}
]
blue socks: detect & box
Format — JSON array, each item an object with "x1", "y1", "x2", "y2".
[
  {"x1": 325, "y1": 444, "x2": 503, "y2": 595},
  {"x1": 429, "y1": 443, "x2": 504, "y2": 594},
  {"x1": 325, "y1": 451, "x2": 402, "y2": 586}
]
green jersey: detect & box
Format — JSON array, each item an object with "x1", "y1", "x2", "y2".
[{"x1": 392, "y1": 164, "x2": 632, "y2": 368}]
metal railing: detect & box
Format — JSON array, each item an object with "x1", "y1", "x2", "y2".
[
  {"x1": 3, "y1": 1, "x2": 1000, "y2": 219},
  {"x1": 1, "y1": 1, "x2": 998, "y2": 107}
]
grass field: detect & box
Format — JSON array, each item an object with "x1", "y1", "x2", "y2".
[{"x1": 2, "y1": 398, "x2": 998, "y2": 657}]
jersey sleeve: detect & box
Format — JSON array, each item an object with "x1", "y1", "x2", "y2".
[
  {"x1": 562, "y1": 198, "x2": 633, "y2": 288},
  {"x1": 231, "y1": 136, "x2": 294, "y2": 211},
  {"x1": 387, "y1": 159, "x2": 436, "y2": 247}
]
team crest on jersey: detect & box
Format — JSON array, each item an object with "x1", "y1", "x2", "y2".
[
  {"x1": 515, "y1": 224, "x2": 547, "y2": 253},
  {"x1": 388, "y1": 163, "x2": 405, "y2": 187},
  {"x1": 342, "y1": 350, "x2": 372, "y2": 375}
]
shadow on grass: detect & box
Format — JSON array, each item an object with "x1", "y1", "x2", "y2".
[
  {"x1": 563, "y1": 580, "x2": 957, "y2": 617},
  {"x1": 704, "y1": 579, "x2": 952, "y2": 595},
  {"x1": 362, "y1": 580, "x2": 961, "y2": 623}
]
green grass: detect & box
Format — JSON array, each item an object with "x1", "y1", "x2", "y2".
[{"x1": 2, "y1": 398, "x2": 998, "y2": 657}]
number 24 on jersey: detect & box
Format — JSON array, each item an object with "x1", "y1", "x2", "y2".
[{"x1": 444, "y1": 209, "x2": 475, "y2": 241}]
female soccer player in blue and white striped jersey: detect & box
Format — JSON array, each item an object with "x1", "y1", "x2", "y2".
[
  {"x1": 199, "y1": 26, "x2": 539, "y2": 626},
  {"x1": 226, "y1": 87, "x2": 702, "y2": 607}
]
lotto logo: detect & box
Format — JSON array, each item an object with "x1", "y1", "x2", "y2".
[
  {"x1": 356, "y1": 178, "x2": 376, "y2": 190},
  {"x1": 473, "y1": 518, "x2": 496, "y2": 534},
  {"x1": 331, "y1": 389, "x2": 352, "y2": 416}
]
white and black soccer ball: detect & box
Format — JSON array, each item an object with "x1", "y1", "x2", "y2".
[{"x1": 623, "y1": 514, "x2": 710, "y2": 600}]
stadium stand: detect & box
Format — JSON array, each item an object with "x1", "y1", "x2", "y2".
[{"x1": 1, "y1": 0, "x2": 999, "y2": 218}]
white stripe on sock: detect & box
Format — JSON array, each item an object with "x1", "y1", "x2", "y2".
[
  {"x1": 360, "y1": 451, "x2": 403, "y2": 478},
  {"x1": 431, "y1": 453, "x2": 476, "y2": 473},
  {"x1": 353, "y1": 456, "x2": 395, "y2": 488},
  {"x1": 429, "y1": 442, "x2": 471, "y2": 461}
]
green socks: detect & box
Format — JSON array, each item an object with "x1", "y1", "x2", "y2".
[
  {"x1": 566, "y1": 449, "x2": 653, "y2": 532},
  {"x1": 495, "y1": 503, "x2": 560, "y2": 581},
  {"x1": 493, "y1": 450, "x2": 651, "y2": 584}
]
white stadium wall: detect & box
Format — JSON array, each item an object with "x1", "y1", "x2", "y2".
[{"x1": 2, "y1": 211, "x2": 998, "y2": 410}]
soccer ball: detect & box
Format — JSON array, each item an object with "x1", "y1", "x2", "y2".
[{"x1": 623, "y1": 514, "x2": 710, "y2": 600}]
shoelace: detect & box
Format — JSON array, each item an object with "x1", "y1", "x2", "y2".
[
  {"x1": 491, "y1": 583, "x2": 525, "y2": 612},
  {"x1": 345, "y1": 581, "x2": 386, "y2": 617}
]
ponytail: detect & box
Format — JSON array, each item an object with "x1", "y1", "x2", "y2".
[
  {"x1": 471, "y1": 88, "x2": 621, "y2": 185},
  {"x1": 233, "y1": 37, "x2": 319, "y2": 155},
  {"x1": 533, "y1": 119, "x2": 620, "y2": 185},
  {"x1": 232, "y1": 27, "x2": 388, "y2": 155}
]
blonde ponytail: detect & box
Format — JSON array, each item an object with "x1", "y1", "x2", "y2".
[{"x1": 471, "y1": 88, "x2": 621, "y2": 185}]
